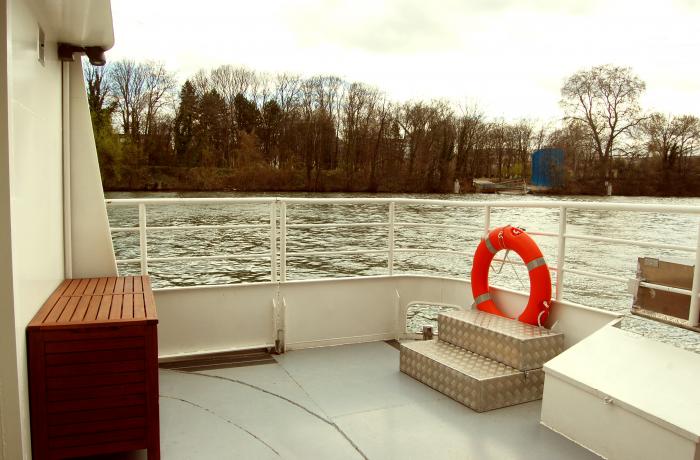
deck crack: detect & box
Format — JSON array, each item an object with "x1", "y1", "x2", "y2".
[
  {"x1": 161, "y1": 394, "x2": 281, "y2": 457},
  {"x1": 165, "y1": 369, "x2": 368, "y2": 459}
]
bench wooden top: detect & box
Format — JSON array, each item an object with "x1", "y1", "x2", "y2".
[{"x1": 28, "y1": 276, "x2": 158, "y2": 330}]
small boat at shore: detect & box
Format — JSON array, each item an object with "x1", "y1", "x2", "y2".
[{"x1": 473, "y1": 178, "x2": 529, "y2": 194}]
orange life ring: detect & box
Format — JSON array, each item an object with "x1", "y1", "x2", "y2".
[{"x1": 471, "y1": 225, "x2": 552, "y2": 326}]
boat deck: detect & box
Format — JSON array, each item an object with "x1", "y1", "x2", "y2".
[{"x1": 89, "y1": 341, "x2": 598, "y2": 459}]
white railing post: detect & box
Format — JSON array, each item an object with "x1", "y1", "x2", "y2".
[
  {"x1": 280, "y1": 201, "x2": 287, "y2": 282},
  {"x1": 138, "y1": 203, "x2": 148, "y2": 275},
  {"x1": 555, "y1": 206, "x2": 567, "y2": 301},
  {"x1": 484, "y1": 206, "x2": 491, "y2": 237},
  {"x1": 388, "y1": 202, "x2": 395, "y2": 275},
  {"x1": 270, "y1": 202, "x2": 277, "y2": 283},
  {"x1": 688, "y1": 221, "x2": 700, "y2": 326}
]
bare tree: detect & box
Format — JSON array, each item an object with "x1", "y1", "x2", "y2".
[
  {"x1": 110, "y1": 60, "x2": 148, "y2": 141},
  {"x1": 455, "y1": 105, "x2": 486, "y2": 179},
  {"x1": 561, "y1": 64, "x2": 646, "y2": 185},
  {"x1": 642, "y1": 113, "x2": 700, "y2": 179},
  {"x1": 142, "y1": 61, "x2": 177, "y2": 137},
  {"x1": 83, "y1": 60, "x2": 112, "y2": 116},
  {"x1": 190, "y1": 69, "x2": 211, "y2": 96}
]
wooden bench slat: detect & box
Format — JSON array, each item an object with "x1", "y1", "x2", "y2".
[
  {"x1": 134, "y1": 293, "x2": 146, "y2": 319},
  {"x1": 57, "y1": 297, "x2": 80, "y2": 323},
  {"x1": 49, "y1": 416, "x2": 146, "y2": 437},
  {"x1": 30, "y1": 280, "x2": 72, "y2": 326},
  {"x1": 105, "y1": 277, "x2": 117, "y2": 295},
  {"x1": 47, "y1": 382, "x2": 146, "y2": 402},
  {"x1": 124, "y1": 276, "x2": 134, "y2": 293},
  {"x1": 45, "y1": 336, "x2": 145, "y2": 354},
  {"x1": 96, "y1": 295, "x2": 112, "y2": 321},
  {"x1": 94, "y1": 277, "x2": 108, "y2": 295},
  {"x1": 44, "y1": 297, "x2": 70, "y2": 324},
  {"x1": 46, "y1": 348, "x2": 144, "y2": 366},
  {"x1": 49, "y1": 439, "x2": 147, "y2": 460},
  {"x1": 48, "y1": 427, "x2": 145, "y2": 448},
  {"x1": 114, "y1": 276, "x2": 126, "y2": 294},
  {"x1": 123, "y1": 294, "x2": 134, "y2": 319},
  {"x1": 109, "y1": 294, "x2": 124, "y2": 320},
  {"x1": 143, "y1": 277, "x2": 157, "y2": 319},
  {"x1": 47, "y1": 404, "x2": 146, "y2": 426},
  {"x1": 45, "y1": 360, "x2": 145, "y2": 378},
  {"x1": 47, "y1": 372, "x2": 145, "y2": 390},
  {"x1": 62, "y1": 279, "x2": 82, "y2": 297},
  {"x1": 69, "y1": 296, "x2": 91, "y2": 323}
]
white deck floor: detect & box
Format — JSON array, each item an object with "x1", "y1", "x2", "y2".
[{"x1": 91, "y1": 341, "x2": 599, "y2": 459}]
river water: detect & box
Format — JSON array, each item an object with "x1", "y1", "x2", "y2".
[{"x1": 105, "y1": 191, "x2": 700, "y2": 353}]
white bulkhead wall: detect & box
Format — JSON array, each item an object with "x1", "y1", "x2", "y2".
[
  {"x1": 68, "y1": 59, "x2": 117, "y2": 278},
  {"x1": 0, "y1": 1, "x2": 116, "y2": 458},
  {"x1": 1, "y1": 1, "x2": 65, "y2": 458}
]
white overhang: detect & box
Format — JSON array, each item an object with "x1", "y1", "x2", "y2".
[{"x1": 35, "y1": 0, "x2": 115, "y2": 49}]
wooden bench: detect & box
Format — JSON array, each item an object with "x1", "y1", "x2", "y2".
[{"x1": 27, "y1": 276, "x2": 160, "y2": 460}]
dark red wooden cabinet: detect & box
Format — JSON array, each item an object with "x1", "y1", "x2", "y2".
[{"x1": 28, "y1": 276, "x2": 160, "y2": 460}]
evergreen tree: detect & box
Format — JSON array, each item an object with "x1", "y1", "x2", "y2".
[
  {"x1": 234, "y1": 93, "x2": 260, "y2": 134},
  {"x1": 173, "y1": 80, "x2": 198, "y2": 165},
  {"x1": 198, "y1": 90, "x2": 228, "y2": 166}
]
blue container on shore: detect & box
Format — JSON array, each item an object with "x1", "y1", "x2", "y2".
[{"x1": 531, "y1": 148, "x2": 564, "y2": 188}]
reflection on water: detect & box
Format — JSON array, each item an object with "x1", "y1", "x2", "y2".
[{"x1": 106, "y1": 191, "x2": 700, "y2": 353}]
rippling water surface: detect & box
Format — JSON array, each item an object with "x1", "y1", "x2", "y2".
[{"x1": 106, "y1": 191, "x2": 700, "y2": 353}]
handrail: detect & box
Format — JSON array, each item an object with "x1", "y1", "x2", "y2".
[
  {"x1": 105, "y1": 197, "x2": 700, "y2": 327},
  {"x1": 106, "y1": 197, "x2": 700, "y2": 213}
]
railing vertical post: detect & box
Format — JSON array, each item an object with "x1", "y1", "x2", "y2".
[
  {"x1": 555, "y1": 206, "x2": 567, "y2": 301},
  {"x1": 270, "y1": 202, "x2": 277, "y2": 283},
  {"x1": 280, "y1": 202, "x2": 287, "y2": 282},
  {"x1": 388, "y1": 202, "x2": 395, "y2": 275},
  {"x1": 688, "y1": 221, "x2": 700, "y2": 326},
  {"x1": 138, "y1": 203, "x2": 148, "y2": 275},
  {"x1": 484, "y1": 206, "x2": 491, "y2": 237}
]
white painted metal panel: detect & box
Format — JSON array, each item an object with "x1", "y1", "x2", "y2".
[
  {"x1": 30, "y1": 0, "x2": 114, "y2": 48},
  {"x1": 0, "y1": 3, "x2": 20, "y2": 460},
  {"x1": 542, "y1": 326, "x2": 700, "y2": 459},
  {"x1": 542, "y1": 375, "x2": 697, "y2": 460},
  {"x1": 155, "y1": 283, "x2": 276, "y2": 358},
  {"x1": 68, "y1": 60, "x2": 116, "y2": 278},
  {"x1": 3, "y1": 0, "x2": 66, "y2": 456},
  {"x1": 282, "y1": 277, "x2": 397, "y2": 349},
  {"x1": 543, "y1": 299, "x2": 621, "y2": 349},
  {"x1": 154, "y1": 275, "x2": 619, "y2": 359}
]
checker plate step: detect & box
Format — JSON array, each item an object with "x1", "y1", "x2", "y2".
[
  {"x1": 400, "y1": 339, "x2": 544, "y2": 412},
  {"x1": 438, "y1": 309, "x2": 564, "y2": 370}
]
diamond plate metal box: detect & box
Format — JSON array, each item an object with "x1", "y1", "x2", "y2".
[
  {"x1": 400, "y1": 340, "x2": 544, "y2": 412},
  {"x1": 438, "y1": 310, "x2": 564, "y2": 371}
]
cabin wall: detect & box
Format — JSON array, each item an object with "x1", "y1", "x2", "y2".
[
  {"x1": 0, "y1": 3, "x2": 18, "y2": 460},
  {"x1": 0, "y1": 0, "x2": 66, "y2": 457}
]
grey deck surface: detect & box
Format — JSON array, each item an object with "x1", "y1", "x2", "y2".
[{"x1": 86, "y1": 341, "x2": 599, "y2": 460}]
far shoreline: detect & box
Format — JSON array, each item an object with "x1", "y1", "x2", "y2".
[{"x1": 103, "y1": 189, "x2": 700, "y2": 199}]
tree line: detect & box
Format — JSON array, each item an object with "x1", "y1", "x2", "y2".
[{"x1": 86, "y1": 61, "x2": 700, "y2": 195}]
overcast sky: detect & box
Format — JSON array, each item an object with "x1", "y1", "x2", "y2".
[{"x1": 109, "y1": 0, "x2": 700, "y2": 122}]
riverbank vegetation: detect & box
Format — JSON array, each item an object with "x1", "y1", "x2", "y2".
[{"x1": 86, "y1": 61, "x2": 700, "y2": 196}]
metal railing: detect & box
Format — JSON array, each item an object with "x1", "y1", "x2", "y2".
[{"x1": 105, "y1": 197, "x2": 700, "y2": 327}]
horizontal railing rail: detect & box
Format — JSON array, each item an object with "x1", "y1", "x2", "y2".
[{"x1": 105, "y1": 197, "x2": 700, "y2": 327}]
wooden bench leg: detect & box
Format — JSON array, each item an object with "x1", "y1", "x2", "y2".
[{"x1": 147, "y1": 442, "x2": 161, "y2": 460}]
